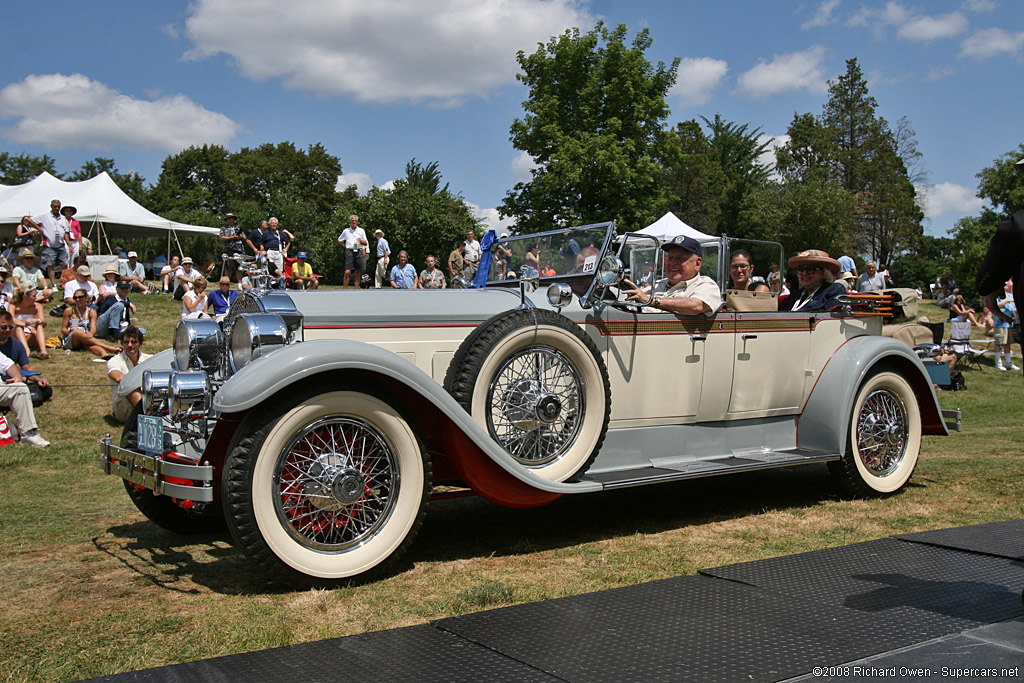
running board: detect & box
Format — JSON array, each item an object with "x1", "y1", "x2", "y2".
[{"x1": 581, "y1": 448, "x2": 841, "y2": 490}]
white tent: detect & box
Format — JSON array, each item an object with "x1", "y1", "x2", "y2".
[
  {"x1": 635, "y1": 212, "x2": 716, "y2": 243},
  {"x1": 0, "y1": 171, "x2": 218, "y2": 254}
]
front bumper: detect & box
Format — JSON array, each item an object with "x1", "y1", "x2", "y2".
[{"x1": 100, "y1": 435, "x2": 214, "y2": 502}]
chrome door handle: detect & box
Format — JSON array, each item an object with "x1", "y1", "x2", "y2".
[
  {"x1": 742, "y1": 334, "x2": 758, "y2": 340},
  {"x1": 690, "y1": 333, "x2": 707, "y2": 341}
]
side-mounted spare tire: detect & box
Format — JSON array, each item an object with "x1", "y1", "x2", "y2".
[{"x1": 444, "y1": 308, "x2": 611, "y2": 482}]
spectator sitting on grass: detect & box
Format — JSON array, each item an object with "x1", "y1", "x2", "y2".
[
  {"x1": 98, "y1": 266, "x2": 120, "y2": 300},
  {"x1": 206, "y1": 276, "x2": 238, "y2": 321},
  {"x1": 61, "y1": 288, "x2": 119, "y2": 357},
  {"x1": 96, "y1": 280, "x2": 142, "y2": 341},
  {"x1": 60, "y1": 254, "x2": 88, "y2": 289},
  {"x1": 63, "y1": 265, "x2": 100, "y2": 307},
  {"x1": 182, "y1": 275, "x2": 209, "y2": 319},
  {"x1": 12, "y1": 249, "x2": 54, "y2": 303},
  {"x1": 0, "y1": 309, "x2": 51, "y2": 403},
  {"x1": 9, "y1": 285, "x2": 48, "y2": 359},
  {"x1": 160, "y1": 254, "x2": 180, "y2": 294},
  {"x1": 0, "y1": 348, "x2": 49, "y2": 447},
  {"x1": 0, "y1": 263, "x2": 14, "y2": 310},
  {"x1": 107, "y1": 325, "x2": 151, "y2": 423}
]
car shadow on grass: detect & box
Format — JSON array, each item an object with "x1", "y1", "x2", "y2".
[{"x1": 94, "y1": 465, "x2": 925, "y2": 595}]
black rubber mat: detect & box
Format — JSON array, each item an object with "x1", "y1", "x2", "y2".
[
  {"x1": 434, "y1": 574, "x2": 938, "y2": 683},
  {"x1": 895, "y1": 519, "x2": 1024, "y2": 560},
  {"x1": 700, "y1": 538, "x2": 1024, "y2": 640},
  {"x1": 85, "y1": 624, "x2": 556, "y2": 683}
]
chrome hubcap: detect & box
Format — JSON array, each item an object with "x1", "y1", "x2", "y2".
[
  {"x1": 487, "y1": 346, "x2": 583, "y2": 466},
  {"x1": 274, "y1": 416, "x2": 398, "y2": 551},
  {"x1": 856, "y1": 388, "x2": 908, "y2": 476}
]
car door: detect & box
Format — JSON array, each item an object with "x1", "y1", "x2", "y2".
[
  {"x1": 726, "y1": 311, "x2": 813, "y2": 416},
  {"x1": 593, "y1": 305, "x2": 711, "y2": 424}
]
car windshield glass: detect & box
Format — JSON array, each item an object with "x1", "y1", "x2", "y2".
[
  {"x1": 484, "y1": 223, "x2": 613, "y2": 285},
  {"x1": 725, "y1": 239, "x2": 784, "y2": 293},
  {"x1": 616, "y1": 232, "x2": 722, "y2": 290}
]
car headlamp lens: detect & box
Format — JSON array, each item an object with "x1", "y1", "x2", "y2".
[
  {"x1": 142, "y1": 369, "x2": 172, "y2": 415},
  {"x1": 174, "y1": 319, "x2": 223, "y2": 371},
  {"x1": 169, "y1": 371, "x2": 212, "y2": 420},
  {"x1": 598, "y1": 255, "x2": 624, "y2": 286},
  {"x1": 229, "y1": 313, "x2": 289, "y2": 372},
  {"x1": 547, "y1": 283, "x2": 573, "y2": 308}
]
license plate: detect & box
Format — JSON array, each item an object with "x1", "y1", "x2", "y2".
[{"x1": 138, "y1": 414, "x2": 164, "y2": 455}]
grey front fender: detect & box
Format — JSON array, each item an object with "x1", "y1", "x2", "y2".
[
  {"x1": 213, "y1": 339, "x2": 603, "y2": 495},
  {"x1": 798, "y1": 335, "x2": 945, "y2": 454}
]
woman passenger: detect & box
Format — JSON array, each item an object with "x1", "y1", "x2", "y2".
[
  {"x1": 728, "y1": 250, "x2": 770, "y2": 292},
  {"x1": 778, "y1": 250, "x2": 847, "y2": 312}
]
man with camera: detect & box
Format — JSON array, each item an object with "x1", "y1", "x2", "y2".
[{"x1": 219, "y1": 213, "x2": 245, "y2": 281}]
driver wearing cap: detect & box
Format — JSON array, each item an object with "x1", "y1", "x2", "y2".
[{"x1": 621, "y1": 235, "x2": 721, "y2": 315}]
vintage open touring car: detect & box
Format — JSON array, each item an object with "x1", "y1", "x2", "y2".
[{"x1": 100, "y1": 221, "x2": 960, "y2": 585}]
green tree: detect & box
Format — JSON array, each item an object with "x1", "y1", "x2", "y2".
[
  {"x1": 501, "y1": 23, "x2": 679, "y2": 232},
  {"x1": 0, "y1": 152, "x2": 59, "y2": 184},
  {"x1": 700, "y1": 114, "x2": 772, "y2": 236},
  {"x1": 404, "y1": 158, "x2": 449, "y2": 195},
  {"x1": 975, "y1": 142, "x2": 1024, "y2": 217},
  {"x1": 661, "y1": 121, "x2": 726, "y2": 233},
  {"x1": 148, "y1": 144, "x2": 233, "y2": 225},
  {"x1": 946, "y1": 211, "x2": 1002, "y2": 299},
  {"x1": 739, "y1": 177, "x2": 858, "y2": 260}
]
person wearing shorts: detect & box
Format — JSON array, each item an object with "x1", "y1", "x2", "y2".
[{"x1": 337, "y1": 215, "x2": 368, "y2": 289}]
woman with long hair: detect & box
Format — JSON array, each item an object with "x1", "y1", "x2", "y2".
[
  {"x1": 61, "y1": 288, "x2": 118, "y2": 357},
  {"x1": 9, "y1": 284, "x2": 49, "y2": 359},
  {"x1": 182, "y1": 275, "x2": 209, "y2": 319},
  {"x1": 728, "y1": 250, "x2": 770, "y2": 292},
  {"x1": 950, "y1": 294, "x2": 983, "y2": 327}
]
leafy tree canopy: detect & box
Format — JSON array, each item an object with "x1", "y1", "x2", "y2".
[
  {"x1": 501, "y1": 22, "x2": 679, "y2": 232},
  {"x1": 976, "y1": 142, "x2": 1024, "y2": 217}
]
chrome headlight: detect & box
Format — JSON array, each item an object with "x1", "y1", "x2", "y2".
[
  {"x1": 174, "y1": 319, "x2": 223, "y2": 371},
  {"x1": 598, "y1": 254, "x2": 624, "y2": 286},
  {"x1": 169, "y1": 371, "x2": 212, "y2": 420},
  {"x1": 547, "y1": 283, "x2": 573, "y2": 309},
  {"x1": 142, "y1": 369, "x2": 172, "y2": 415},
  {"x1": 229, "y1": 313, "x2": 290, "y2": 372}
]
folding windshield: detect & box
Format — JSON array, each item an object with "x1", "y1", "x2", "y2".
[
  {"x1": 723, "y1": 239, "x2": 785, "y2": 293},
  {"x1": 615, "y1": 232, "x2": 723, "y2": 290},
  {"x1": 483, "y1": 222, "x2": 615, "y2": 286}
]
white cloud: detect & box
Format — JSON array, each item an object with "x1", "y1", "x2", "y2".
[
  {"x1": 802, "y1": 0, "x2": 841, "y2": 30},
  {"x1": 672, "y1": 57, "x2": 729, "y2": 108},
  {"x1": 959, "y1": 27, "x2": 1024, "y2": 59},
  {"x1": 848, "y1": 1, "x2": 913, "y2": 35},
  {"x1": 898, "y1": 12, "x2": 968, "y2": 42},
  {"x1": 925, "y1": 65, "x2": 957, "y2": 81},
  {"x1": 467, "y1": 203, "x2": 515, "y2": 234},
  {"x1": 182, "y1": 0, "x2": 593, "y2": 106},
  {"x1": 0, "y1": 73, "x2": 239, "y2": 151},
  {"x1": 337, "y1": 172, "x2": 374, "y2": 194},
  {"x1": 916, "y1": 182, "x2": 984, "y2": 220},
  {"x1": 757, "y1": 134, "x2": 789, "y2": 176},
  {"x1": 736, "y1": 46, "x2": 828, "y2": 100},
  {"x1": 379, "y1": 179, "x2": 398, "y2": 192},
  {"x1": 961, "y1": 0, "x2": 996, "y2": 12},
  {"x1": 511, "y1": 150, "x2": 538, "y2": 183}
]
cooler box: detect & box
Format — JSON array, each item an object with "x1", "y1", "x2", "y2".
[{"x1": 923, "y1": 359, "x2": 951, "y2": 386}]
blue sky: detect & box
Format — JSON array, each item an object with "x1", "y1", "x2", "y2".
[{"x1": 2, "y1": 0, "x2": 1021, "y2": 237}]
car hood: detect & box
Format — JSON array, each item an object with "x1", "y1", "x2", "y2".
[{"x1": 288, "y1": 288, "x2": 527, "y2": 326}]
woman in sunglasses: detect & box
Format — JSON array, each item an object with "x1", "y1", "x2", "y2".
[
  {"x1": 778, "y1": 250, "x2": 847, "y2": 312},
  {"x1": 9, "y1": 284, "x2": 49, "y2": 359},
  {"x1": 60, "y1": 288, "x2": 118, "y2": 357}
]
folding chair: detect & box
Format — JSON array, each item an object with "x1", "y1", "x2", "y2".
[{"x1": 948, "y1": 320, "x2": 990, "y2": 370}]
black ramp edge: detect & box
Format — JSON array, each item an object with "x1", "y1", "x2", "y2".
[
  {"x1": 79, "y1": 624, "x2": 558, "y2": 683},
  {"x1": 700, "y1": 538, "x2": 1024, "y2": 638},
  {"x1": 894, "y1": 519, "x2": 1024, "y2": 560},
  {"x1": 435, "y1": 574, "x2": 937, "y2": 683}
]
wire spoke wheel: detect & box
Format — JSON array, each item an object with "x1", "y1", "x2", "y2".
[
  {"x1": 829, "y1": 368, "x2": 921, "y2": 497},
  {"x1": 854, "y1": 388, "x2": 908, "y2": 476},
  {"x1": 274, "y1": 417, "x2": 398, "y2": 552},
  {"x1": 486, "y1": 346, "x2": 583, "y2": 467}
]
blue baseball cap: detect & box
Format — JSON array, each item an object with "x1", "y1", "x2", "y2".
[
  {"x1": 297, "y1": 251, "x2": 308, "y2": 259},
  {"x1": 661, "y1": 235, "x2": 703, "y2": 257}
]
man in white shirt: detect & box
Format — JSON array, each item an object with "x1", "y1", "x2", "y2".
[
  {"x1": 621, "y1": 235, "x2": 721, "y2": 315},
  {"x1": 24, "y1": 198, "x2": 72, "y2": 281},
  {"x1": 0, "y1": 350, "x2": 49, "y2": 446},
  {"x1": 463, "y1": 229, "x2": 481, "y2": 280},
  {"x1": 106, "y1": 326, "x2": 152, "y2": 423},
  {"x1": 337, "y1": 215, "x2": 368, "y2": 289},
  {"x1": 62, "y1": 265, "x2": 100, "y2": 306},
  {"x1": 119, "y1": 251, "x2": 148, "y2": 294}
]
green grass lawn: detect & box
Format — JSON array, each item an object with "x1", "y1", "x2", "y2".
[{"x1": 0, "y1": 296, "x2": 1021, "y2": 682}]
